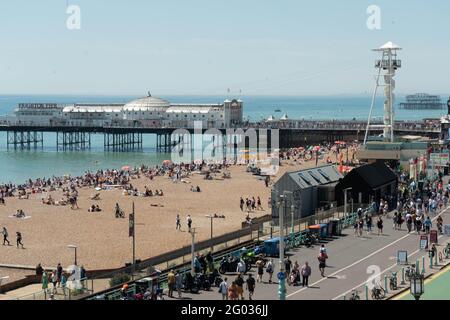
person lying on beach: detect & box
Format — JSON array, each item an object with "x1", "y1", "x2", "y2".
[
  {"x1": 88, "y1": 204, "x2": 102, "y2": 212},
  {"x1": 150, "y1": 204, "x2": 164, "y2": 207},
  {"x1": 42, "y1": 195, "x2": 55, "y2": 205},
  {"x1": 55, "y1": 198, "x2": 68, "y2": 206},
  {"x1": 14, "y1": 209, "x2": 26, "y2": 218},
  {"x1": 90, "y1": 193, "x2": 100, "y2": 200}
]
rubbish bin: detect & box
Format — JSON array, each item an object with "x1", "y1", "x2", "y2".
[
  {"x1": 327, "y1": 221, "x2": 333, "y2": 237},
  {"x1": 319, "y1": 223, "x2": 329, "y2": 238},
  {"x1": 331, "y1": 219, "x2": 342, "y2": 236}
]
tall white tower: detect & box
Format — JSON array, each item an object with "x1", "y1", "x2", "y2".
[{"x1": 364, "y1": 41, "x2": 402, "y2": 144}]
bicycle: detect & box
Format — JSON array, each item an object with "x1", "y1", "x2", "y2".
[
  {"x1": 348, "y1": 290, "x2": 360, "y2": 300},
  {"x1": 405, "y1": 264, "x2": 417, "y2": 282},
  {"x1": 371, "y1": 284, "x2": 386, "y2": 300},
  {"x1": 389, "y1": 272, "x2": 398, "y2": 291}
]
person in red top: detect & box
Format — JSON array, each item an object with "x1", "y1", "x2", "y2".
[{"x1": 318, "y1": 252, "x2": 328, "y2": 277}]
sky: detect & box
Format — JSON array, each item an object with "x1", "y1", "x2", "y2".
[{"x1": 0, "y1": 0, "x2": 449, "y2": 96}]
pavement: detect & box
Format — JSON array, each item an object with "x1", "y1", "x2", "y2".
[{"x1": 168, "y1": 205, "x2": 450, "y2": 300}]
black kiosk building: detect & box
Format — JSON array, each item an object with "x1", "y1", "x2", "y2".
[{"x1": 335, "y1": 162, "x2": 398, "y2": 208}]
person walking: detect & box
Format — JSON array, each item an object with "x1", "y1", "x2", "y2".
[
  {"x1": 55, "y1": 263, "x2": 63, "y2": 287},
  {"x1": 60, "y1": 273, "x2": 67, "y2": 297},
  {"x1": 16, "y1": 231, "x2": 24, "y2": 249},
  {"x1": 301, "y1": 262, "x2": 312, "y2": 287},
  {"x1": 176, "y1": 214, "x2": 181, "y2": 230},
  {"x1": 235, "y1": 274, "x2": 245, "y2": 300},
  {"x1": 36, "y1": 263, "x2": 44, "y2": 277},
  {"x1": 219, "y1": 277, "x2": 228, "y2": 300},
  {"x1": 246, "y1": 274, "x2": 256, "y2": 300},
  {"x1": 358, "y1": 219, "x2": 364, "y2": 237},
  {"x1": 256, "y1": 259, "x2": 264, "y2": 283},
  {"x1": 406, "y1": 212, "x2": 413, "y2": 233},
  {"x1": 284, "y1": 257, "x2": 292, "y2": 280},
  {"x1": 366, "y1": 214, "x2": 373, "y2": 234},
  {"x1": 167, "y1": 269, "x2": 175, "y2": 298},
  {"x1": 175, "y1": 271, "x2": 183, "y2": 298},
  {"x1": 186, "y1": 215, "x2": 192, "y2": 233},
  {"x1": 42, "y1": 271, "x2": 49, "y2": 293},
  {"x1": 424, "y1": 216, "x2": 432, "y2": 234},
  {"x1": 2, "y1": 227, "x2": 10, "y2": 246},
  {"x1": 318, "y1": 251, "x2": 328, "y2": 277},
  {"x1": 51, "y1": 271, "x2": 58, "y2": 294},
  {"x1": 240, "y1": 197, "x2": 244, "y2": 212},
  {"x1": 227, "y1": 281, "x2": 238, "y2": 300},
  {"x1": 415, "y1": 216, "x2": 422, "y2": 234},
  {"x1": 266, "y1": 259, "x2": 274, "y2": 284},
  {"x1": 257, "y1": 197, "x2": 263, "y2": 210},
  {"x1": 377, "y1": 217, "x2": 383, "y2": 236}
]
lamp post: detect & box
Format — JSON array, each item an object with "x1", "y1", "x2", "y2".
[
  {"x1": 290, "y1": 204, "x2": 295, "y2": 239},
  {"x1": 67, "y1": 245, "x2": 78, "y2": 266},
  {"x1": 277, "y1": 193, "x2": 286, "y2": 301},
  {"x1": 190, "y1": 228, "x2": 197, "y2": 276},
  {"x1": 410, "y1": 273, "x2": 425, "y2": 301},
  {"x1": 205, "y1": 215, "x2": 214, "y2": 239}
]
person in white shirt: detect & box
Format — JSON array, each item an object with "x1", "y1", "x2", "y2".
[
  {"x1": 236, "y1": 259, "x2": 246, "y2": 274},
  {"x1": 219, "y1": 278, "x2": 228, "y2": 300}
]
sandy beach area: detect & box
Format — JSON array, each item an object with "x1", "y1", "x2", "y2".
[{"x1": 0, "y1": 148, "x2": 354, "y2": 281}]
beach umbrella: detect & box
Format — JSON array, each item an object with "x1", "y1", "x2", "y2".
[
  {"x1": 193, "y1": 159, "x2": 203, "y2": 165},
  {"x1": 162, "y1": 160, "x2": 172, "y2": 166},
  {"x1": 121, "y1": 165, "x2": 131, "y2": 171},
  {"x1": 313, "y1": 146, "x2": 321, "y2": 152}
]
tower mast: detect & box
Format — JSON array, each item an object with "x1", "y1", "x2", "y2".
[{"x1": 364, "y1": 41, "x2": 402, "y2": 144}]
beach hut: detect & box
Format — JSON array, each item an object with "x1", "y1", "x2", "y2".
[{"x1": 271, "y1": 165, "x2": 343, "y2": 225}]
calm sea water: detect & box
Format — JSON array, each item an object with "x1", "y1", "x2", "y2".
[{"x1": 0, "y1": 94, "x2": 446, "y2": 183}]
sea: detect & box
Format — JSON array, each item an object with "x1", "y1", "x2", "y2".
[{"x1": 0, "y1": 94, "x2": 446, "y2": 184}]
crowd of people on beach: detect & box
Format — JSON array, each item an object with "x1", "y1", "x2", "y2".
[{"x1": 280, "y1": 141, "x2": 359, "y2": 167}]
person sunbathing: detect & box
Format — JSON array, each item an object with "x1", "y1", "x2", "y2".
[
  {"x1": 88, "y1": 204, "x2": 102, "y2": 212},
  {"x1": 55, "y1": 198, "x2": 68, "y2": 206},
  {"x1": 14, "y1": 209, "x2": 26, "y2": 218},
  {"x1": 90, "y1": 193, "x2": 100, "y2": 200},
  {"x1": 42, "y1": 195, "x2": 55, "y2": 205}
]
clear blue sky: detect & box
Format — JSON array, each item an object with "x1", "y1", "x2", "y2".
[{"x1": 0, "y1": 0, "x2": 449, "y2": 96}]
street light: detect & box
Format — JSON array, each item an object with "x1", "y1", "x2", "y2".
[
  {"x1": 67, "y1": 245, "x2": 78, "y2": 266},
  {"x1": 277, "y1": 193, "x2": 286, "y2": 301},
  {"x1": 290, "y1": 204, "x2": 295, "y2": 239},
  {"x1": 190, "y1": 228, "x2": 197, "y2": 276},
  {"x1": 410, "y1": 273, "x2": 425, "y2": 300}
]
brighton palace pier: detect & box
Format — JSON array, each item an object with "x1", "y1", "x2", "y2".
[{"x1": 0, "y1": 94, "x2": 442, "y2": 152}]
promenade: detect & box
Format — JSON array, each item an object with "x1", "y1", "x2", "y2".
[{"x1": 173, "y1": 205, "x2": 450, "y2": 300}]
